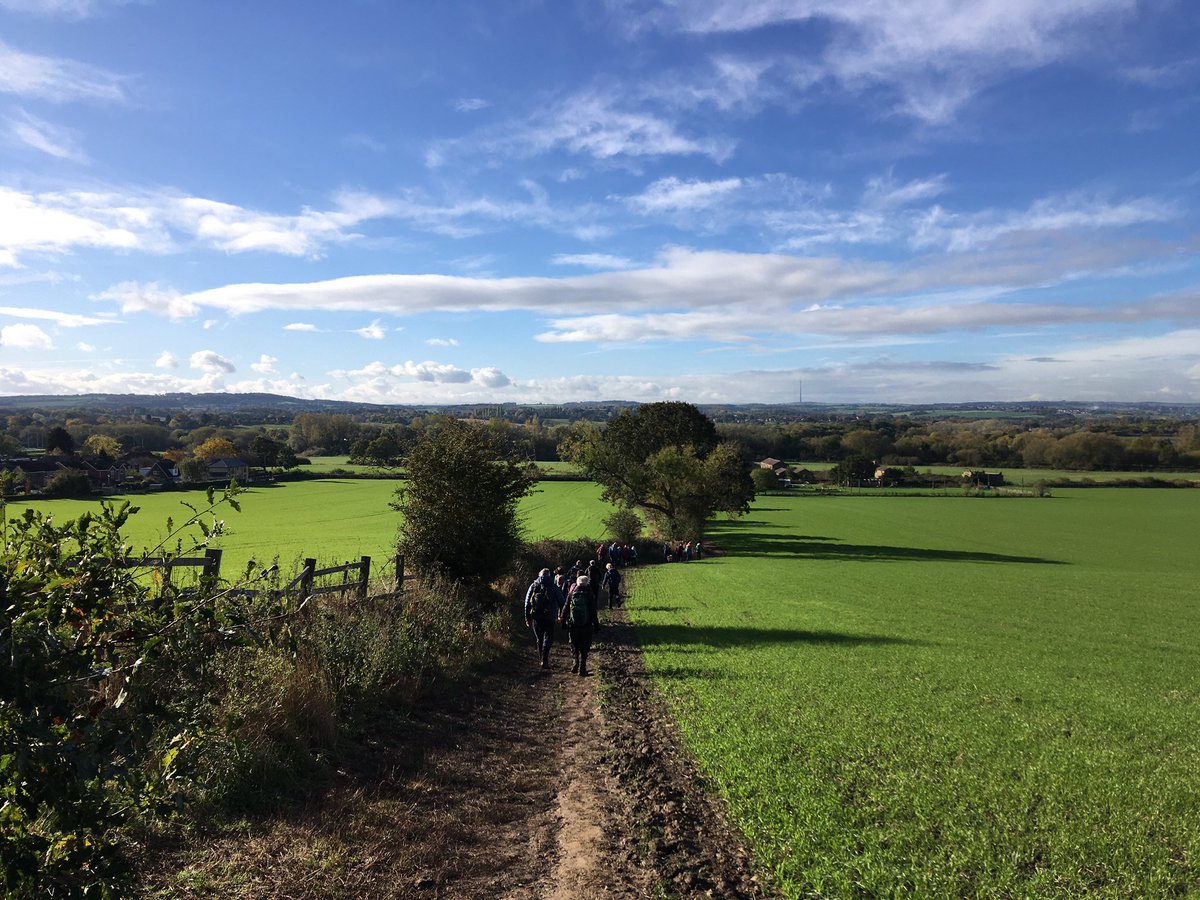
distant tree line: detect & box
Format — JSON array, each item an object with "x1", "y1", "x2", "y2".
[
  {"x1": 717, "y1": 418, "x2": 1200, "y2": 471},
  {"x1": 3, "y1": 406, "x2": 1198, "y2": 476}
]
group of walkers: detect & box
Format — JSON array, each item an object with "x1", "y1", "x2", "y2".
[
  {"x1": 523, "y1": 556, "x2": 624, "y2": 677},
  {"x1": 662, "y1": 540, "x2": 701, "y2": 562}
]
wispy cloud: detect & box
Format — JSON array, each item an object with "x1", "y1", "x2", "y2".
[
  {"x1": 283, "y1": 322, "x2": 319, "y2": 332},
  {"x1": 8, "y1": 109, "x2": 88, "y2": 161},
  {"x1": 624, "y1": 176, "x2": 743, "y2": 213},
  {"x1": 643, "y1": 0, "x2": 1138, "y2": 123},
  {"x1": 425, "y1": 337, "x2": 459, "y2": 346},
  {"x1": 0, "y1": 304, "x2": 111, "y2": 326},
  {"x1": 551, "y1": 253, "x2": 635, "y2": 270},
  {"x1": 1119, "y1": 58, "x2": 1199, "y2": 88},
  {"x1": 0, "y1": 38, "x2": 128, "y2": 102},
  {"x1": 454, "y1": 97, "x2": 489, "y2": 112},
  {"x1": 430, "y1": 88, "x2": 734, "y2": 167},
  {"x1": 0, "y1": 0, "x2": 133, "y2": 19}
]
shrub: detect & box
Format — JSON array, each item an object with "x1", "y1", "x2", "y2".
[
  {"x1": 40, "y1": 468, "x2": 92, "y2": 497},
  {"x1": 602, "y1": 507, "x2": 644, "y2": 545}
]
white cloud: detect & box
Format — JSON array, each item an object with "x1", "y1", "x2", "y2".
[
  {"x1": 250, "y1": 353, "x2": 277, "y2": 374},
  {"x1": 625, "y1": 176, "x2": 743, "y2": 213},
  {"x1": 432, "y1": 89, "x2": 734, "y2": 166},
  {"x1": 189, "y1": 349, "x2": 235, "y2": 374},
  {"x1": 284, "y1": 322, "x2": 319, "y2": 332},
  {"x1": 93, "y1": 281, "x2": 195, "y2": 318},
  {"x1": 471, "y1": 367, "x2": 511, "y2": 388},
  {"x1": 76, "y1": 340, "x2": 95, "y2": 351},
  {"x1": 454, "y1": 97, "x2": 489, "y2": 112},
  {"x1": 0, "y1": 38, "x2": 127, "y2": 102},
  {"x1": 0, "y1": 185, "x2": 404, "y2": 267},
  {"x1": 0, "y1": 322, "x2": 52, "y2": 348},
  {"x1": 551, "y1": 253, "x2": 635, "y2": 270},
  {"x1": 353, "y1": 319, "x2": 386, "y2": 340},
  {"x1": 1119, "y1": 59, "x2": 1198, "y2": 88},
  {"x1": 112, "y1": 230, "x2": 1191, "y2": 353},
  {"x1": 154, "y1": 350, "x2": 178, "y2": 369},
  {"x1": 425, "y1": 337, "x2": 459, "y2": 346},
  {"x1": 862, "y1": 171, "x2": 947, "y2": 208},
  {"x1": 0, "y1": 304, "x2": 111, "y2": 326},
  {"x1": 652, "y1": 0, "x2": 1138, "y2": 123},
  {"x1": 0, "y1": 0, "x2": 126, "y2": 17},
  {"x1": 8, "y1": 109, "x2": 88, "y2": 162}
]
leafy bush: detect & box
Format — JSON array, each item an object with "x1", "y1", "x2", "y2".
[
  {"x1": 0, "y1": 490, "x2": 244, "y2": 897},
  {"x1": 40, "y1": 468, "x2": 92, "y2": 497},
  {"x1": 601, "y1": 507, "x2": 644, "y2": 545}
]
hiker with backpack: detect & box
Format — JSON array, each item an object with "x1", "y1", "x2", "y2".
[
  {"x1": 601, "y1": 562, "x2": 622, "y2": 608},
  {"x1": 585, "y1": 557, "x2": 603, "y2": 626},
  {"x1": 524, "y1": 568, "x2": 565, "y2": 669},
  {"x1": 562, "y1": 574, "x2": 594, "y2": 676}
]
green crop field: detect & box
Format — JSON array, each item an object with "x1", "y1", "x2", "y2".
[
  {"x1": 627, "y1": 490, "x2": 1200, "y2": 896},
  {"x1": 3, "y1": 479, "x2": 609, "y2": 581}
]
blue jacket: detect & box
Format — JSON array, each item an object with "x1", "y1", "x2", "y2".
[{"x1": 525, "y1": 573, "x2": 565, "y2": 622}]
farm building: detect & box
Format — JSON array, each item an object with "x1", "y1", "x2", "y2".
[{"x1": 206, "y1": 457, "x2": 250, "y2": 481}]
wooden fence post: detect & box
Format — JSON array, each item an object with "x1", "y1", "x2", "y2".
[
  {"x1": 394, "y1": 554, "x2": 405, "y2": 596},
  {"x1": 358, "y1": 555, "x2": 371, "y2": 601},
  {"x1": 299, "y1": 557, "x2": 316, "y2": 604},
  {"x1": 203, "y1": 548, "x2": 223, "y2": 592}
]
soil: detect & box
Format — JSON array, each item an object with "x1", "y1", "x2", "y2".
[{"x1": 139, "y1": 605, "x2": 775, "y2": 899}]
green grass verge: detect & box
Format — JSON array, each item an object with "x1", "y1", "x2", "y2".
[{"x1": 628, "y1": 489, "x2": 1200, "y2": 896}]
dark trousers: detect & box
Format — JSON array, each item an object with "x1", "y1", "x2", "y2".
[
  {"x1": 531, "y1": 617, "x2": 554, "y2": 665},
  {"x1": 568, "y1": 623, "x2": 593, "y2": 673}
]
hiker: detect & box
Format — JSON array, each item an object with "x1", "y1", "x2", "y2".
[
  {"x1": 562, "y1": 575, "x2": 594, "y2": 676},
  {"x1": 585, "y1": 557, "x2": 604, "y2": 626},
  {"x1": 524, "y1": 568, "x2": 565, "y2": 669},
  {"x1": 554, "y1": 565, "x2": 569, "y2": 594},
  {"x1": 628, "y1": 544, "x2": 638, "y2": 566},
  {"x1": 694, "y1": 540, "x2": 702, "y2": 560},
  {"x1": 601, "y1": 561, "x2": 622, "y2": 608}
]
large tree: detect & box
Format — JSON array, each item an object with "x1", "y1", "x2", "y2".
[
  {"x1": 561, "y1": 402, "x2": 754, "y2": 539},
  {"x1": 391, "y1": 419, "x2": 534, "y2": 585}
]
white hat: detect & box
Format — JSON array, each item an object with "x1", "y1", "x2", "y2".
[{"x1": 576, "y1": 575, "x2": 590, "y2": 586}]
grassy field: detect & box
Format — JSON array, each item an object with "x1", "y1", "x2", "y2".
[
  {"x1": 3, "y1": 479, "x2": 609, "y2": 582},
  {"x1": 627, "y1": 490, "x2": 1200, "y2": 896}
]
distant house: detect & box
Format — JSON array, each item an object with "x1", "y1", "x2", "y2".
[
  {"x1": 963, "y1": 470, "x2": 1005, "y2": 488},
  {"x1": 759, "y1": 457, "x2": 783, "y2": 470},
  {"x1": 207, "y1": 458, "x2": 249, "y2": 482},
  {"x1": 121, "y1": 454, "x2": 180, "y2": 487},
  {"x1": 0, "y1": 455, "x2": 119, "y2": 495}
]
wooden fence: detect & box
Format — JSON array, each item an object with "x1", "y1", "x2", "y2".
[{"x1": 120, "y1": 551, "x2": 415, "y2": 605}]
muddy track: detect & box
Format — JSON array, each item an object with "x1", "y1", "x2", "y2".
[{"x1": 140, "y1": 604, "x2": 774, "y2": 899}]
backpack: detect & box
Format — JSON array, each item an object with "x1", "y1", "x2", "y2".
[
  {"x1": 564, "y1": 588, "x2": 590, "y2": 627},
  {"x1": 527, "y1": 581, "x2": 555, "y2": 619}
]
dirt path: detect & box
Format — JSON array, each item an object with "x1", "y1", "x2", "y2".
[{"x1": 140, "y1": 604, "x2": 773, "y2": 899}]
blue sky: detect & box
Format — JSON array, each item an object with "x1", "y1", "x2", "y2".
[{"x1": 0, "y1": 0, "x2": 1197, "y2": 404}]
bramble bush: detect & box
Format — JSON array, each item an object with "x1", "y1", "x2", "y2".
[
  {"x1": 1, "y1": 487, "x2": 509, "y2": 896},
  {"x1": 0, "y1": 487, "x2": 250, "y2": 897}
]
